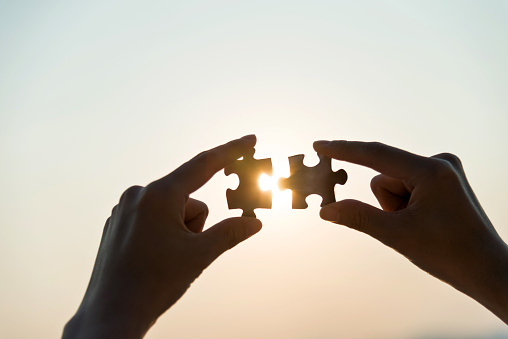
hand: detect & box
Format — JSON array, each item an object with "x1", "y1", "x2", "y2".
[
  {"x1": 63, "y1": 135, "x2": 262, "y2": 339},
  {"x1": 314, "y1": 140, "x2": 508, "y2": 324}
]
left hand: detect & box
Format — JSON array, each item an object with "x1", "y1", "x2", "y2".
[{"x1": 63, "y1": 135, "x2": 262, "y2": 339}]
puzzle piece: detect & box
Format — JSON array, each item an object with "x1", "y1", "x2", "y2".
[
  {"x1": 278, "y1": 153, "x2": 347, "y2": 209},
  {"x1": 224, "y1": 148, "x2": 272, "y2": 217}
]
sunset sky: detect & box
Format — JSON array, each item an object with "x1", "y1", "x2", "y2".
[{"x1": 1, "y1": 1, "x2": 508, "y2": 338}]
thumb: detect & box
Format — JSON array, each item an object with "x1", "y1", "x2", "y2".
[
  {"x1": 203, "y1": 217, "x2": 262, "y2": 260},
  {"x1": 320, "y1": 199, "x2": 395, "y2": 243}
]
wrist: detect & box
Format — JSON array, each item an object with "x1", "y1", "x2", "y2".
[
  {"x1": 455, "y1": 234, "x2": 508, "y2": 324},
  {"x1": 63, "y1": 298, "x2": 153, "y2": 339}
]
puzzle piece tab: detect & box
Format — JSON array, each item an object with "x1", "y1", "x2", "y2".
[
  {"x1": 224, "y1": 148, "x2": 272, "y2": 217},
  {"x1": 278, "y1": 153, "x2": 347, "y2": 209}
]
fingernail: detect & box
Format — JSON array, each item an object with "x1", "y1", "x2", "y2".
[
  {"x1": 313, "y1": 140, "x2": 331, "y2": 148},
  {"x1": 245, "y1": 218, "x2": 262, "y2": 235},
  {"x1": 320, "y1": 206, "x2": 338, "y2": 221},
  {"x1": 241, "y1": 134, "x2": 256, "y2": 141}
]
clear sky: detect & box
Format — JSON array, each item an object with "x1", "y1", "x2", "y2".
[{"x1": 1, "y1": 1, "x2": 508, "y2": 338}]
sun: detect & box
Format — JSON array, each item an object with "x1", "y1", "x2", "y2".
[
  {"x1": 258, "y1": 173, "x2": 274, "y2": 191},
  {"x1": 258, "y1": 167, "x2": 292, "y2": 209}
]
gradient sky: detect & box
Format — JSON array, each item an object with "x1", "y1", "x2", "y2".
[{"x1": 1, "y1": 1, "x2": 508, "y2": 338}]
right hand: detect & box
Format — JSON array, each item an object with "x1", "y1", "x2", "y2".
[{"x1": 314, "y1": 140, "x2": 508, "y2": 324}]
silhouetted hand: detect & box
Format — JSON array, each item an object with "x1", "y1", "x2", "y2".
[
  {"x1": 314, "y1": 140, "x2": 508, "y2": 324},
  {"x1": 63, "y1": 135, "x2": 262, "y2": 339}
]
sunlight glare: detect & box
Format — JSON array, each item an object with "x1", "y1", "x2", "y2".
[
  {"x1": 259, "y1": 174, "x2": 273, "y2": 191},
  {"x1": 258, "y1": 168, "x2": 292, "y2": 210}
]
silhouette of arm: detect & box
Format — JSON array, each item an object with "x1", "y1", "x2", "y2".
[
  {"x1": 314, "y1": 140, "x2": 508, "y2": 324},
  {"x1": 62, "y1": 135, "x2": 262, "y2": 339}
]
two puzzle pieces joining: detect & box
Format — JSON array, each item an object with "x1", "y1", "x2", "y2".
[{"x1": 225, "y1": 149, "x2": 347, "y2": 217}]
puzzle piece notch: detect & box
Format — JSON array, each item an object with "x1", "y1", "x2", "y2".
[
  {"x1": 278, "y1": 153, "x2": 347, "y2": 209},
  {"x1": 225, "y1": 148, "x2": 272, "y2": 217}
]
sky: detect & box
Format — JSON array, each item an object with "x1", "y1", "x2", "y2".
[{"x1": 1, "y1": 1, "x2": 508, "y2": 338}]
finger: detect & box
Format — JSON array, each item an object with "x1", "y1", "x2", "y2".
[
  {"x1": 202, "y1": 217, "x2": 262, "y2": 261},
  {"x1": 320, "y1": 199, "x2": 398, "y2": 245},
  {"x1": 313, "y1": 140, "x2": 427, "y2": 180},
  {"x1": 184, "y1": 198, "x2": 209, "y2": 233},
  {"x1": 370, "y1": 174, "x2": 410, "y2": 212},
  {"x1": 163, "y1": 135, "x2": 256, "y2": 195}
]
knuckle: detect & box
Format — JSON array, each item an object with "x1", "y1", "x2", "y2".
[
  {"x1": 367, "y1": 141, "x2": 384, "y2": 154},
  {"x1": 433, "y1": 152, "x2": 463, "y2": 169},
  {"x1": 199, "y1": 202, "x2": 210, "y2": 218},
  {"x1": 425, "y1": 158, "x2": 459, "y2": 181},
  {"x1": 346, "y1": 209, "x2": 370, "y2": 234},
  {"x1": 120, "y1": 185, "x2": 143, "y2": 203},
  {"x1": 223, "y1": 227, "x2": 240, "y2": 250},
  {"x1": 190, "y1": 150, "x2": 220, "y2": 175},
  {"x1": 201, "y1": 150, "x2": 221, "y2": 172},
  {"x1": 366, "y1": 142, "x2": 384, "y2": 166},
  {"x1": 330, "y1": 140, "x2": 347, "y2": 147},
  {"x1": 103, "y1": 218, "x2": 111, "y2": 232},
  {"x1": 137, "y1": 183, "x2": 163, "y2": 210},
  {"x1": 370, "y1": 175, "x2": 383, "y2": 192}
]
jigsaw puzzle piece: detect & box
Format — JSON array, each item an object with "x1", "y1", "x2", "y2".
[
  {"x1": 278, "y1": 153, "x2": 347, "y2": 209},
  {"x1": 225, "y1": 148, "x2": 272, "y2": 217}
]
